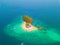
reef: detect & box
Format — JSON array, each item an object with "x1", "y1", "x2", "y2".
[{"x1": 4, "y1": 16, "x2": 60, "y2": 45}]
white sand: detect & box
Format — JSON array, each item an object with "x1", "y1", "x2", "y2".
[{"x1": 21, "y1": 22, "x2": 38, "y2": 32}]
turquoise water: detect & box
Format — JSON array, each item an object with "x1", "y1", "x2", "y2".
[
  {"x1": 0, "y1": 0, "x2": 60, "y2": 45},
  {"x1": 4, "y1": 16, "x2": 60, "y2": 45}
]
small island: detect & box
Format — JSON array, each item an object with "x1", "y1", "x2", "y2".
[{"x1": 21, "y1": 15, "x2": 42, "y2": 32}]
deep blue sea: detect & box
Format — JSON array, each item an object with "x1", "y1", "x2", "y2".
[{"x1": 0, "y1": 0, "x2": 60, "y2": 45}]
